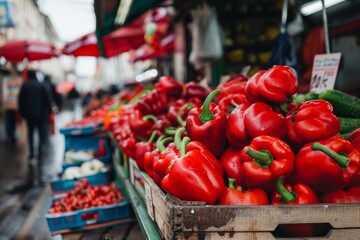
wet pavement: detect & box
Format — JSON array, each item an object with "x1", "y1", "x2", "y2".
[
  {"x1": 0, "y1": 102, "x2": 144, "y2": 240},
  {"x1": 0, "y1": 108, "x2": 71, "y2": 240}
]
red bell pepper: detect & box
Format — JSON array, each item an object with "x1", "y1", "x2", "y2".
[
  {"x1": 134, "y1": 131, "x2": 157, "y2": 171},
  {"x1": 152, "y1": 127, "x2": 184, "y2": 181},
  {"x1": 218, "y1": 93, "x2": 250, "y2": 116},
  {"x1": 183, "y1": 81, "x2": 210, "y2": 101},
  {"x1": 155, "y1": 76, "x2": 183, "y2": 98},
  {"x1": 240, "y1": 135, "x2": 295, "y2": 190},
  {"x1": 167, "y1": 102, "x2": 193, "y2": 127},
  {"x1": 144, "y1": 136, "x2": 173, "y2": 186},
  {"x1": 245, "y1": 70, "x2": 267, "y2": 103},
  {"x1": 185, "y1": 89, "x2": 228, "y2": 157},
  {"x1": 260, "y1": 65, "x2": 298, "y2": 103},
  {"x1": 244, "y1": 102, "x2": 287, "y2": 140},
  {"x1": 286, "y1": 100, "x2": 341, "y2": 144},
  {"x1": 321, "y1": 186, "x2": 360, "y2": 203},
  {"x1": 225, "y1": 103, "x2": 251, "y2": 149},
  {"x1": 135, "y1": 89, "x2": 168, "y2": 115},
  {"x1": 217, "y1": 73, "x2": 248, "y2": 101},
  {"x1": 119, "y1": 132, "x2": 136, "y2": 159},
  {"x1": 218, "y1": 178, "x2": 269, "y2": 205},
  {"x1": 271, "y1": 176, "x2": 321, "y2": 238},
  {"x1": 129, "y1": 110, "x2": 156, "y2": 137},
  {"x1": 220, "y1": 147, "x2": 244, "y2": 186},
  {"x1": 289, "y1": 138, "x2": 360, "y2": 193},
  {"x1": 348, "y1": 128, "x2": 360, "y2": 152},
  {"x1": 161, "y1": 137, "x2": 225, "y2": 204}
]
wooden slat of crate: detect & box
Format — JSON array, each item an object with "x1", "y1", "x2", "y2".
[
  {"x1": 175, "y1": 229, "x2": 360, "y2": 240},
  {"x1": 144, "y1": 174, "x2": 360, "y2": 240}
]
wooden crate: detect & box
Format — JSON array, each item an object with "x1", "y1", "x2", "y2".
[
  {"x1": 129, "y1": 158, "x2": 146, "y2": 202},
  {"x1": 144, "y1": 176, "x2": 360, "y2": 240}
]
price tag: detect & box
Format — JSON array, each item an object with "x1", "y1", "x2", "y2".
[{"x1": 310, "y1": 53, "x2": 341, "y2": 93}]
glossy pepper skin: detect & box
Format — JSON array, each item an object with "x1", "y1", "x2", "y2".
[
  {"x1": 258, "y1": 65, "x2": 298, "y2": 103},
  {"x1": 155, "y1": 76, "x2": 183, "y2": 98},
  {"x1": 240, "y1": 135, "x2": 295, "y2": 190},
  {"x1": 183, "y1": 81, "x2": 209, "y2": 101},
  {"x1": 218, "y1": 178, "x2": 269, "y2": 205},
  {"x1": 217, "y1": 74, "x2": 248, "y2": 101},
  {"x1": 218, "y1": 94, "x2": 250, "y2": 117},
  {"x1": 134, "y1": 131, "x2": 157, "y2": 171},
  {"x1": 321, "y1": 186, "x2": 360, "y2": 203},
  {"x1": 288, "y1": 138, "x2": 360, "y2": 193},
  {"x1": 225, "y1": 103, "x2": 251, "y2": 149},
  {"x1": 152, "y1": 127, "x2": 184, "y2": 181},
  {"x1": 135, "y1": 89, "x2": 168, "y2": 115},
  {"x1": 129, "y1": 110, "x2": 155, "y2": 137},
  {"x1": 271, "y1": 176, "x2": 321, "y2": 238},
  {"x1": 244, "y1": 102, "x2": 287, "y2": 140},
  {"x1": 286, "y1": 100, "x2": 341, "y2": 144},
  {"x1": 245, "y1": 70, "x2": 267, "y2": 103},
  {"x1": 185, "y1": 90, "x2": 228, "y2": 157},
  {"x1": 220, "y1": 147, "x2": 244, "y2": 186},
  {"x1": 348, "y1": 128, "x2": 360, "y2": 152},
  {"x1": 161, "y1": 137, "x2": 225, "y2": 205},
  {"x1": 143, "y1": 136, "x2": 173, "y2": 186}
]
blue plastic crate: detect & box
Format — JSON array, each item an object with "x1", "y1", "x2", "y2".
[
  {"x1": 62, "y1": 136, "x2": 112, "y2": 171},
  {"x1": 51, "y1": 169, "x2": 113, "y2": 193},
  {"x1": 46, "y1": 200, "x2": 132, "y2": 232},
  {"x1": 60, "y1": 124, "x2": 99, "y2": 136}
]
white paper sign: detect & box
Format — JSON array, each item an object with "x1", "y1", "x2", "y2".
[{"x1": 310, "y1": 53, "x2": 341, "y2": 93}]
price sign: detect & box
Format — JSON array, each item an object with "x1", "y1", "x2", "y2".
[{"x1": 310, "y1": 53, "x2": 341, "y2": 93}]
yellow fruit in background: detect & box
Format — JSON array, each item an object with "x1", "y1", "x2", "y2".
[{"x1": 265, "y1": 27, "x2": 279, "y2": 40}]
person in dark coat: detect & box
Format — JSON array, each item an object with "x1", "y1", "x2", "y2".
[{"x1": 18, "y1": 69, "x2": 52, "y2": 185}]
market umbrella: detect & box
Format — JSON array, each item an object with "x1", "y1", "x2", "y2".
[
  {"x1": 0, "y1": 40, "x2": 58, "y2": 62},
  {"x1": 62, "y1": 32, "x2": 100, "y2": 57},
  {"x1": 129, "y1": 33, "x2": 174, "y2": 63},
  {"x1": 102, "y1": 15, "x2": 146, "y2": 58}
]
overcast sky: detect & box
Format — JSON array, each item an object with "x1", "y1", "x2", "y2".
[{"x1": 39, "y1": 0, "x2": 96, "y2": 42}]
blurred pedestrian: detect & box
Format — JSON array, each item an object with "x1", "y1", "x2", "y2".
[
  {"x1": 2, "y1": 70, "x2": 21, "y2": 144},
  {"x1": 18, "y1": 69, "x2": 52, "y2": 185}
]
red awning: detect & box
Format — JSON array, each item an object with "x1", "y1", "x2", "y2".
[
  {"x1": 62, "y1": 32, "x2": 100, "y2": 57},
  {"x1": 102, "y1": 15, "x2": 146, "y2": 58},
  {"x1": 0, "y1": 40, "x2": 58, "y2": 62},
  {"x1": 129, "y1": 33, "x2": 175, "y2": 62}
]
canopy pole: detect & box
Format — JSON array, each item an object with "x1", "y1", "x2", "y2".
[{"x1": 321, "y1": 0, "x2": 331, "y2": 54}]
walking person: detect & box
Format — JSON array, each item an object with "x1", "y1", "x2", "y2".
[{"x1": 18, "y1": 69, "x2": 52, "y2": 185}]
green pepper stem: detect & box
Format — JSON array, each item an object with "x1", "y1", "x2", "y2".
[
  {"x1": 279, "y1": 102, "x2": 289, "y2": 114},
  {"x1": 231, "y1": 100, "x2": 239, "y2": 108},
  {"x1": 148, "y1": 131, "x2": 157, "y2": 143},
  {"x1": 164, "y1": 127, "x2": 177, "y2": 135},
  {"x1": 245, "y1": 148, "x2": 273, "y2": 167},
  {"x1": 180, "y1": 137, "x2": 191, "y2": 157},
  {"x1": 143, "y1": 115, "x2": 158, "y2": 123},
  {"x1": 174, "y1": 127, "x2": 185, "y2": 150},
  {"x1": 228, "y1": 178, "x2": 236, "y2": 189},
  {"x1": 155, "y1": 135, "x2": 166, "y2": 151},
  {"x1": 177, "y1": 114, "x2": 186, "y2": 127},
  {"x1": 157, "y1": 136, "x2": 173, "y2": 153},
  {"x1": 199, "y1": 89, "x2": 221, "y2": 123},
  {"x1": 311, "y1": 142, "x2": 350, "y2": 168},
  {"x1": 276, "y1": 176, "x2": 297, "y2": 203}
]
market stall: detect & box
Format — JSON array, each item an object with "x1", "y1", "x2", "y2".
[{"x1": 40, "y1": 0, "x2": 360, "y2": 239}]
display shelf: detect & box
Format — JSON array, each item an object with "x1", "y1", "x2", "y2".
[{"x1": 112, "y1": 139, "x2": 162, "y2": 240}]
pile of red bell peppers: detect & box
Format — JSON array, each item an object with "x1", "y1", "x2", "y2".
[{"x1": 106, "y1": 66, "x2": 360, "y2": 236}]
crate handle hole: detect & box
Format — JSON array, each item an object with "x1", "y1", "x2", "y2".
[
  {"x1": 273, "y1": 223, "x2": 332, "y2": 238},
  {"x1": 81, "y1": 212, "x2": 100, "y2": 220}
]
